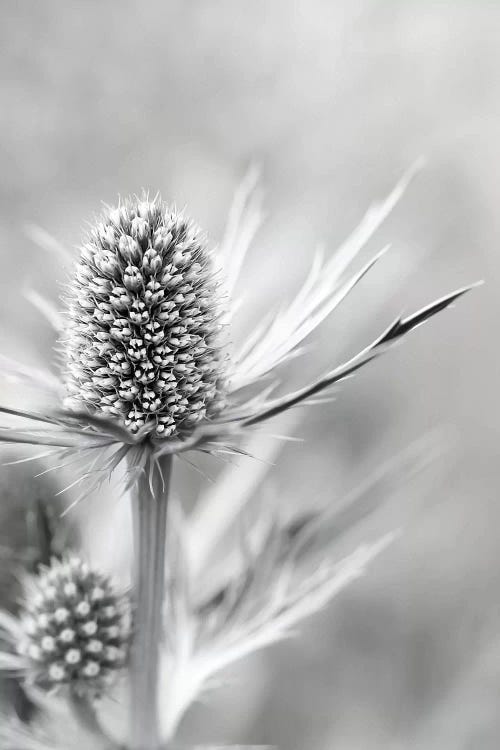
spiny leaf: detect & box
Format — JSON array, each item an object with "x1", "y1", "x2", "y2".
[{"x1": 241, "y1": 282, "x2": 479, "y2": 427}]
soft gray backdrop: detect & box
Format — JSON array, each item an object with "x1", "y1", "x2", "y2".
[{"x1": 0, "y1": 2, "x2": 498, "y2": 748}]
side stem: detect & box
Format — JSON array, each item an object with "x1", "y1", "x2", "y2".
[{"x1": 129, "y1": 453, "x2": 173, "y2": 750}]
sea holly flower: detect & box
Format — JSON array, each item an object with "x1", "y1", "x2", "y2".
[
  {"x1": 0, "y1": 555, "x2": 129, "y2": 697},
  {"x1": 63, "y1": 201, "x2": 227, "y2": 439},
  {"x1": 0, "y1": 169, "x2": 479, "y2": 750},
  {"x1": 0, "y1": 168, "x2": 476, "y2": 496}
]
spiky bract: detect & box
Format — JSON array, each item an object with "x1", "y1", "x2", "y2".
[
  {"x1": 0, "y1": 171, "x2": 477, "y2": 478},
  {"x1": 64, "y1": 197, "x2": 226, "y2": 438},
  {"x1": 18, "y1": 556, "x2": 129, "y2": 695}
]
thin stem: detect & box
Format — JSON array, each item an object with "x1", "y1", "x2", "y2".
[
  {"x1": 129, "y1": 453, "x2": 173, "y2": 750},
  {"x1": 69, "y1": 689, "x2": 114, "y2": 748}
]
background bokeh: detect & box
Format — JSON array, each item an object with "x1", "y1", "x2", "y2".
[{"x1": 0, "y1": 2, "x2": 498, "y2": 748}]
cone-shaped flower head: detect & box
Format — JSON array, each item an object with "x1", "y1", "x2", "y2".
[
  {"x1": 64, "y1": 196, "x2": 226, "y2": 437},
  {"x1": 18, "y1": 556, "x2": 129, "y2": 695},
  {"x1": 0, "y1": 170, "x2": 476, "y2": 477}
]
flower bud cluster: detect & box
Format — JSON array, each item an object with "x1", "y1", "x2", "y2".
[
  {"x1": 18, "y1": 556, "x2": 129, "y2": 695},
  {"x1": 64, "y1": 197, "x2": 226, "y2": 437}
]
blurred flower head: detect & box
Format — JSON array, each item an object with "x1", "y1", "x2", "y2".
[{"x1": 0, "y1": 555, "x2": 129, "y2": 697}]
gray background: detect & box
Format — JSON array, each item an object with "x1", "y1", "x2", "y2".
[{"x1": 0, "y1": 2, "x2": 498, "y2": 748}]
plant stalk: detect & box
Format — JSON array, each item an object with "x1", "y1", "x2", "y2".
[
  {"x1": 129, "y1": 453, "x2": 173, "y2": 750},
  {"x1": 69, "y1": 689, "x2": 113, "y2": 748}
]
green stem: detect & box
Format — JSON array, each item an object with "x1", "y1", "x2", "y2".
[{"x1": 129, "y1": 453, "x2": 173, "y2": 750}]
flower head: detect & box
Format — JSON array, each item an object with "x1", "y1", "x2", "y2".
[
  {"x1": 64, "y1": 196, "x2": 226, "y2": 438},
  {"x1": 0, "y1": 167, "x2": 477, "y2": 497},
  {"x1": 13, "y1": 555, "x2": 129, "y2": 696}
]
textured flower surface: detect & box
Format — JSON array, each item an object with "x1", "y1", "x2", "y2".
[
  {"x1": 0, "y1": 555, "x2": 129, "y2": 696},
  {"x1": 65, "y1": 198, "x2": 226, "y2": 438},
  {"x1": 0, "y1": 168, "x2": 477, "y2": 497}
]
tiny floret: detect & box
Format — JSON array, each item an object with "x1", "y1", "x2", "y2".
[
  {"x1": 59, "y1": 628, "x2": 75, "y2": 643},
  {"x1": 86, "y1": 639, "x2": 103, "y2": 654},
  {"x1": 80, "y1": 621, "x2": 98, "y2": 636},
  {"x1": 37, "y1": 614, "x2": 50, "y2": 629},
  {"x1": 64, "y1": 195, "x2": 226, "y2": 438},
  {"x1": 54, "y1": 607, "x2": 70, "y2": 623},
  {"x1": 41, "y1": 636, "x2": 56, "y2": 652},
  {"x1": 75, "y1": 601, "x2": 91, "y2": 618},
  {"x1": 28, "y1": 644, "x2": 41, "y2": 660},
  {"x1": 18, "y1": 556, "x2": 129, "y2": 695},
  {"x1": 83, "y1": 660, "x2": 100, "y2": 678},
  {"x1": 49, "y1": 663, "x2": 66, "y2": 682},
  {"x1": 63, "y1": 582, "x2": 77, "y2": 598},
  {"x1": 65, "y1": 648, "x2": 81, "y2": 664}
]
